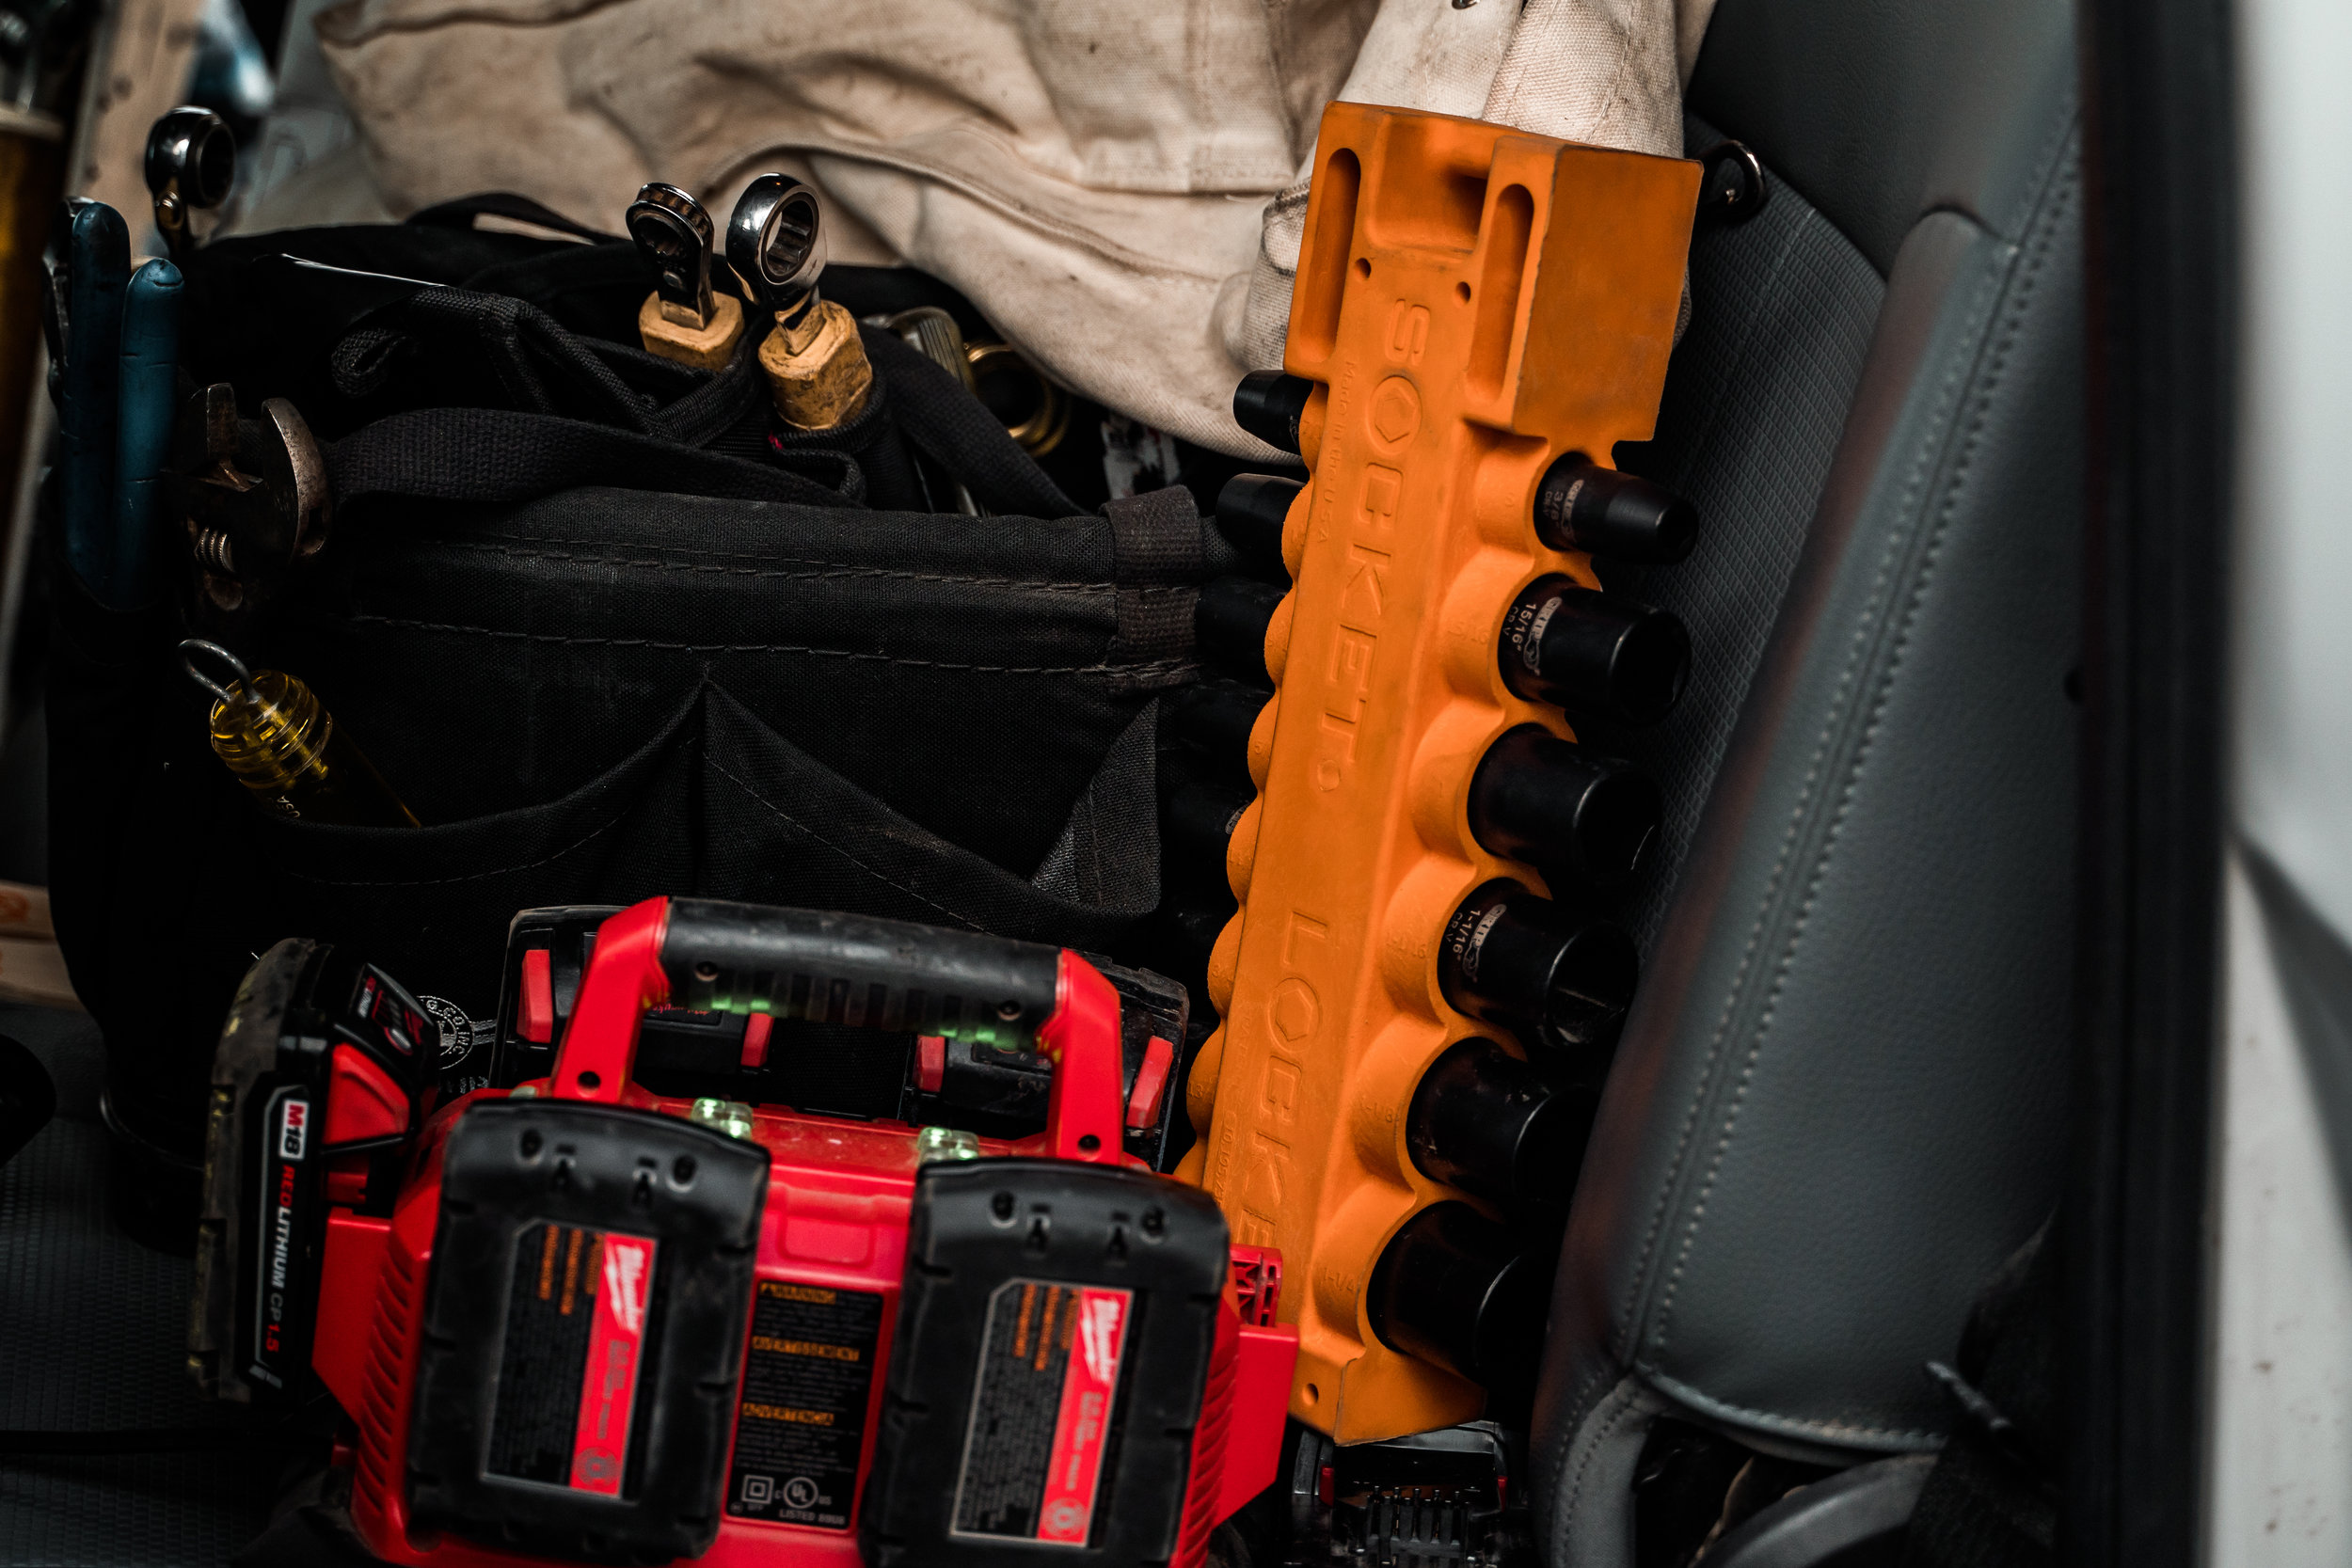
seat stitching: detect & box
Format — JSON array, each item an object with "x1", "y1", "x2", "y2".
[
  {"x1": 1608, "y1": 270, "x2": 1978, "y2": 1351},
  {"x1": 1754, "y1": 81, "x2": 2074, "y2": 273},
  {"x1": 1617, "y1": 117, "x2": 2080, "y2": 1356},
  {"x1": 1546, "y1": 1374, "x2": 1651, "y2": 1559},
  {"x1": 1634, "y1": 1361, "x2": 1945, "y2": 1449},
  {"x1": 2010, "y1": 90, "x2": 2081, "y2": 247},
  {"x1": 1656, "y1": 177, "x2": 2060, "y2": 1344},
  {"x1": 1675, "y1": 198, "x2": 1819, "y2": 490},
  {"x1": 1606, "y1": 200, "x2": 1851, "y2": 1354},
  {"x1": 1645, "y1": 150, "x2": 2080, "y2": 1365}
]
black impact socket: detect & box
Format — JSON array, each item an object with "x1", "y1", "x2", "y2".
[
  {"x1": 1438, "y1": 880, "x2": 1638, "y2": 1054},
  {"x1": 1533, "y1": 453, "x2": 1698, "y2": 564},
  {"x1": 1367, "y1": 1202, "x2": 1552, "y2": 1388},
  {"x1": 1500, "y1": 575, "x2": 1690, "y2": 729},
  {"x1": 1407, "y1": 1037, "x2": 1599, "y2": 1208},
  {"x1": 1468, "y1": 724, "x2": 1662, "y2": 894},
  {"x1": 1215, "y1": 472, "x2": 1304, "y2": 569},
  {"x1": 1232, "y1": 371, "x2": 1315, "y2": 456},
  {"x1": 1197, "y1": 576, "x2": 1286, "y2": 682}
]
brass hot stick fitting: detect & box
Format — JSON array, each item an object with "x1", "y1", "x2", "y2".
[
  {"x1": 179, "y1": 640, "x2": 419, "y2": 828},
  {"x1": 726, "y1": 175, "x2": 873, "y2": 431},
  {"x1": 627, "y1": 182, "x2": 744, "y2": 372}
]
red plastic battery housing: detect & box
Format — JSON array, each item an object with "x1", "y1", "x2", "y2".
[{"x1": 308, "y1": 897, "x2": 1295, "y2": 1568}]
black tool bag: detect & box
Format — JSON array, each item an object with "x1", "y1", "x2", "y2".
[{"x1": 47, "y1": 200, "x2": 1230, "y2": 1225}]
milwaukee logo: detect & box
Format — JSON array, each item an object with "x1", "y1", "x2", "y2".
[
  {"x1": 570, "y1": 1233, "x2": 658, "y2": 1496},
  {"x1": 602, "y1": 1238, "x2": 649, "y2": 1335},
  {"x1": 1077, "y1": 1292, "x2": 1124, "y2": 1384}
]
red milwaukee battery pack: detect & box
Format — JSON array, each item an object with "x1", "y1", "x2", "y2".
[
  {"x1": 861, "y1": 1158, "x2": 1238, "y2": 1564},
  {"x1": 189, "y1": 942, "x2": 439, "y2": 1404},
  {"x1": 405, "y1": 1095, "x2": 771, "y2": 1559},
  {"x1": 196, "y1": 896, "x2": 1294, "y2": 1568}
]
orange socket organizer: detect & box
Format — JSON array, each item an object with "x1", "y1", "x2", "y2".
[{"x1": 1173, "y1": 103, "x2": 1698, "y2": 1441}]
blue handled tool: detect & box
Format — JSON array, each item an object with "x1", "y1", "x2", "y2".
[
  {"x1": 107, "y1": 257, "x2": 182, "y2": 610},
  {"x1": 54, "y1": 198, "x2": 129, "y2": 603}
]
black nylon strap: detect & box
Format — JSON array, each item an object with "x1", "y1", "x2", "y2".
[
  {"x1": 859, "y1": 325, "x2": 1076, "y2": 519},
  {"x1": 1104, "y1": 486, "x2": 1208, "y2": 663},
  {"x1": 342, "y1": 257, "x2": 770, "y2": 452},
  {"x1": 1899, "y1": 1218, "x2": 2060, "y2": 1568},
  {"x1": 463, "y1": 239, "x2": 662, "y2": 303},
  {"x1": 459, "y1": 239, "x2": 753, "y2": 317},
  {"x1": 331, "y1": 287, "x2": 665, "y2": 434},
  {"x1": 638, "y1": 327, "x2": 767, "y2": 450},
  {"x1": 1105, "y1": 484, "x2": 1210, "y2": 584},
  {"x1": 324, "y1": 407, "x2": 852, "y2": 512}
]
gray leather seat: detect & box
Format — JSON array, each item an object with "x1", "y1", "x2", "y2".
[{"x1": 1534, "y1": 0, "x2": 2083, "y2": 1558}]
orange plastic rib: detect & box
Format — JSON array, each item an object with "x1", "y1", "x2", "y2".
[{"x1": 1175, "y1": 103, "x2": 1697, "y2": 1442}]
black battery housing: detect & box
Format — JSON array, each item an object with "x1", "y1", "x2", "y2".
[
  {"x1": 405, "y1": 1099, "x2": 770, "y2": 1564},
  {"x1": 861, "y1": 1158, "x2": 1231, "y2": 1567}
]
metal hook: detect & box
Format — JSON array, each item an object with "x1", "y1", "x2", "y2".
[
  {"x1": 1695, "y1": 139, "x2": 1768, "y2": 225},
  {"x1": 179, "y1": 638, "x2": 253, "y2": 710}
]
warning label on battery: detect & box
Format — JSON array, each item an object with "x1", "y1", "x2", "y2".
[
  {"x1": 725, "y1": 1279, "x2": 884, "y2": 1531},
  {"x1": 950, "y1": 1280, "x2": 1133, "y2": 1547},
  {"x1": 485, "y1": 1223, "x2": 659, "y2": 1494}
]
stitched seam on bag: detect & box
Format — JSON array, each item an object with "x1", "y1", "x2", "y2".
[
  {"x1": 702, "y1": 753, "x2": 994, "y2": 928},
  {"x1": 341, "y1": 614, "x2": 1188, "y2": 675},
  {"x1": 1645, "y1": 150, "x2": 2077, "y2": 1372},
  {"x1": 1112, "y1": 584, "x2": 1200, "y2": 663},
  {"x1": 413, "y1": 538, "x2": 1120, "y2": 590},
  {"x1": 1612, "y1": 204, "x2": 2033, "y2": 1355},
  {"x1": 267, "y1": 811, "x2": 628, "y2": 887}
]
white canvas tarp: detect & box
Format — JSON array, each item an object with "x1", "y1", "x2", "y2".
[{"x1": 285, "y1": 0, "x2": 1712, "y2": 455}]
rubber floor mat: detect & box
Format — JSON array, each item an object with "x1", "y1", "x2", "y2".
[{"x1": 0, "y1": 1008, "x2": 280, "y2": 1566}]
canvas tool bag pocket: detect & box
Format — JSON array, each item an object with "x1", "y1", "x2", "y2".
[{"x1": 47, "y1": 202, "x2": 1231, "y2": 1195}]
